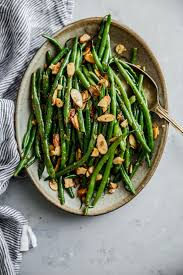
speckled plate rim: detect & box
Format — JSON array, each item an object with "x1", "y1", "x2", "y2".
[{"x1": 15, "y1": 17, "x2": 169, "y2": 216}]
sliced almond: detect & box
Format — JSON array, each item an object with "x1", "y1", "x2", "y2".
[
  {"x1": 57, "y1": 84, "x2": 62, "y2": 90},
  {"x1": 67, "y1": 62, "x2": 75, "y2": 77},
  {"x1": 129, "y1": 134, "x2": 137, "y2": 149},
  {"x1": 109, "y1": 182, "x2": 118, "y2": 189},
  {"x1": 117, "y1": 112, "x2": 124, "y2": 122},
  {"x1": 94, "y1": 69, "x2": 102, "y2": 78},
  {"x1": 88, "y1": 166, "x2": 94, "y2": 174},
  {"x1": 97, "y1": 114, "x2": 115, "y2": 122},
  {"x1": 54, "y1": 145, "x2": 61, "y2": 156},
  {"x1": 81, "y1": 90, "x2": 90, "y2": 103},
  {"x1": 79, "y1": 33, "x2": 91, "y2": 43},
  {"x1": 84, "y1": 53, "x2": 95, "y2": 64},
  {"x1": 76, "y1": 167, "x2": 87, "y2": 175},
  {"x1": 76, "y1": 148, "x2": 82, "y2": 161},
  {"x1": 108, "y1": 188, "x2": 116, "y2": 194},
  {"x1": 55, "y1": 98, "x2": 64, "y2": 108},
  {"x1": 91, "y1": 147, "x2": 99, "y2": 157},
  {"x1": 52, "y1": 89, "x2": 58, "y2": 105},
  {"x1": 49, "y1": 62, "x2": 61, "y2": 74},
  {"x1": 77, "y1": 188, "x2": 87, "y2": 198},
  {"x1": 49, "y1": 144, "x2": 55, "y2": 151},
  {"x1": 153, "y1": 123, "x2": 159, "y2": 139},
  {"x1": 96, "y1": 174, "x2": 103, "y2": 181},
  {"x1": 115, "y1": 44, "x2": 127, "y2": 55},
  {"x1": 49, "y1": 180, "x2": 58, "y2": 191},
  {"x1": 71, "y1": 89, "x2": 83, "y2": 108},
  {"x1": 83, "y1": 46, "x2": 91, "y2": 56},
  {"x1": 99, "y1": 78, "x2": 109, "y2": 88},
  {"x1": 89, "y1": 85, "x2": 100, "y2": 97},
  {"x1": 70, "y1": 113, "x2": 80, "y2": 130},
  {"x1": 98, "y1": 95, "x2": 111, "y2": 110},
  {"x1": 121, "y1": 119, "x2": 128, "y2": 128},
  {"x1": 113, "y1": 157, "x2": 124, "y2": 165},
  {"x1": 54, "y1": 158, "x2": 61, "y2": 172},
  {"x1": 53, "y1": 134, "x2": 60, "y2": 147},
  {"x1": 86, "y1": 171, "x2": 90, "y2": 178},
  {"x1": 64, "y1": 178, "x2": 74, "y2": 188},
  {"x1": 97, "y1": 134, "x2": 108, "y2": 155}
]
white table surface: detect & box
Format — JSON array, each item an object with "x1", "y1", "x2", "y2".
[{"x1": 2, "y1": 0, "x2": 183, "y2": 274}]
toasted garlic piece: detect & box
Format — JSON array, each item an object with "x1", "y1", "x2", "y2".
[
  {"x1": 97, "y1": 134, "x2": 108, "y2": 155},
  {"x1": 49, "y1": 180, "x2": 58, "y2": 191},
  {"x1": 98, "y1": 95, "x2": 111, "y2": 109},
  {"x1": 79, "y1": 33, "x2": 91, "y2": 43},
  {"x1": 91, "y1": 147, "x2": 99, "y2": 157},
  {"x1": 109, "y1": 182, "x2": 118, "y2": 189},
  {"x1": 129, "y1": 134, "x2": 137, "y2": 149},
  {"x1": 71, "y1": 89, "x2": 83, "y2": 108},
  {"x1": 67, "y1": 62, "x2": 75, "y2": 77},
  {"x1": 50, "y1": 62, "x2": 61, "y2": 74},
  {"x1": 55, "y1": 98, "x2": 64, "y2": 108},
  {"x1": 77, "y1": 188, "x2": 87, "y2": 198},
  {"x1": 76, "y1": 148, "x2": 82, "y2": 161},
  {"x1": 97, "y1": 114, "x2": 115, "y2": 122},
  {"x1": 121, "y1": 119, "x2": 128, "y2": 128},
  {"x1": 53, "y1": 133, "x2": 60, "y2": 147},
  {"x1": 113, "y1": 157, "x2": 124, "y2": 165},
  {"x1": 84, "y1": 53, "x2": 95, "y2": 64},
  {"x1": 88, "y1": 166, "x2": 94, "y2": 174},
  {"x1": 96, "y1": 174, "x2": 103, "y2": 181},
  {"x1": 64, "y1": 178, "x2": 74, "y2": 188},
  {"x1": 153, "y1": 123, "x2": 159, "y2": 139},
  {"x1": 76, "y1": 167, "x2": 87, "y2": 175},
  {"x1": 89, "y1": 85, "x2": 100, "y2": 97},
  {"x1": 115, "y1": 44, "x2": 127, "y2": 55}
]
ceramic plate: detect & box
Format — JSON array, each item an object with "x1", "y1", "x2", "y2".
[{"x1": 15, "y1": 17, "x2": 168, "y2": 215}]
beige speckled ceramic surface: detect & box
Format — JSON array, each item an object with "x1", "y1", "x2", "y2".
[{"x1": 15, "y1": 17, "x2": 168, "y2": 216}]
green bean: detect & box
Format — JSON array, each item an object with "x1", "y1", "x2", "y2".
[
  {"x1": 45, "y1": 50, "x2": 71, "y2": 137},
  {"x1": 113, "y1": 121, "x2": 126, "y2": 152},
  {"x1": 35, "y1": 131, "x2": 41, "y2": 160},
  {"x1": 22, "y1": 113, "x2": 34, "y2": 150},
  {"x1": 97, "y1": 86, "x2": 105, "y2": 135},
  {"x1": 93, "y1": 149, "x2": 115, "y2": 206},
  {"x1": 102, "y1": 35, "x2": 110, "y2": 67},
  {"x1": 47, "y1": 48, "x2": 68, "y2": 67},
  {"x1": 130, "y1": 150, "x2": 145, "y2": 178},
  {"x1": 124, "y1": 140, "x2": 131, "y2": 172},
  {"x1": 120, "y1": 165, "x2": 136, "y2": 194},
  {"x1": 129, "y1": 95, "x2": 136, "y2": 105},
  {"x1": 82, "y1": 66, "x2": 96, "y2": 85},
  {"x1": 31, "y1": 72, "x2": 55, "y2": 178},
  {"x1": 92, "y1": 45, "x2": 104, "y2": 73},
  {"x1": 96, "y1": 18, "x2": 105, "y2": 52},
  {"x1": 84, "y1": 135, "x2": 123, "y2": 214},
  {"x1": 69, "y1": 128, "x2": 76, "y2": 165},
  {"x1": 36, "y1": 68, "x2": 42, "y2": 100},
  {"x1": 114, "y1": 58, "x2": 154, "y2": 151},
  {"x1": 76, "y1": 69, "x2": 90, "y2": 90},
  {"x1": 56, "y1": 120, "x2": 98, "y2": 177},
  {"x1": 87, "y1": 63, "x2": 93, "y2": 72},
  {"x1": 42, "y1": 71, "x2": 49, "y2": 94},
  {"x1": 89, "y1": 71, "x2": 100, "y2": 83},
  {"x1": 63, "y1": 76, "x2": 72, "y2": 126},
  {"x1": 58, "y1": 108, "x2": 67, "y2": 169},
  {"x1": 66, "y1": 187, "x2": 75, "y2": 199},
  {"x1": 58, "y1": 177, "x2": 65, "y2": 205},
  {"x1": 98, "y1": 14, "x2": 111, "y2": 59},
  {"x1": 70, "y1": 37, "x2": 78, "y2": 63},
  {"x1": 77, "y1": 109, "x2": 86, "y2": 133},
  {"x1": 14, "y1": 126, "x2": 36, "y2": 176},
  {"x1": 118, "y1": 60, "x2": 138, "y2": 81},
  {"x1": 76, "y1": 131, "x2": 84, "y2": 152},
  {"x1": 46, "y1": 50, "x2": 52, "y2": 65},
  {"x1": 131, "y1": 47, "x2": 138, "y2": 64},
  {"x1": 75, "y1": 47, "x2": 81, "y2": 70},
  {"x1": 25, "y1": 155, "x2": 36, "y2": 169},
  {"x1": 42, "y1": 34, "x2": 62, "y2": 51},
  {"x1": 84, "y1": 101, "x2": 92, "y2": 154}
]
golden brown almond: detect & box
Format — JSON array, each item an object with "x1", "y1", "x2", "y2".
[
  {"x1": 79, "y1": 33, "x2": 91, "y2": 43},
  {"x1": 86, "y1": 171, "x2": 90, "y2": 178},
  {"x1": 94, "y1": 69, "x2": 102, "y2": 78},
  {"x1": 96, "y1": 174, "x2": 103, "y2": 181},
  {"x1": 67, "y1": 62, "x2": 75, "y2": 77},
  {"x1": 89, "y1": 85, "x2": 100, "y2": 97},
  {"x1": 50, "y1": 62, "x2": 61, "y2": 74},
  {"x1": 88, "y1": 166, "x2": 94, "y2": 174},
  {"x1": 108, "y1": 188, "x2": 116, "y2": 194},
  {"x1": 117, "y1": 112, "x2": 124, "y2": 122},
  {"x1": 113, "y1": 157, "x2": 124, "y2": 165},
  {"x1": 76, "y1": 148, "x2": 82, "y2": 161},
  {"x1": 55, "y1": 98, "x2": 64, "y2": 108},
  {"x1": 52, "y1": 89, "x2": 58, "y2": 105},
  {"x1": 91, "y1": 147, "x2": 99, "y2": 157},
  {"x1": 97, "y1": 134, "x2": 108, "y2": 155},
  {"x1": 64, "y1": 178, "x2": 74, "y2": 188},
  {"x1": 129, "y1": 134, "x2": 137, "y2": 149},
  {"x1": 71, "y1": 114, "x2": 80, "y2": 130},
  {"x1": 81, "y1": 90, "x2": 90, "y2": 103},
  {"x1": 50, "y1": 150, "x2": 56, "y2": 156},
  {"x1": 99, "y1": 78, "x2": 109, "y2": 88},
  {"x1": 153, "y1": 123, "x2": 159, "y2": 139},
  {"x1": 76, "y1": 167, "x2": 87, "y2": 175},
  {"x1": 109, "y1": 182, "x2": 118, "y2": 189},
  {"x1": 54, "y1": 146, "x2": 61, "y2": 156},
  {"x1": 121, "y1": 119, "x2": 128, "y2": 128},
  {"x1": 49, "y1": 144, "x2": 55, "y2": 151},
  {"x1": 49, "y1": 180, "x2": 58, "y2": 191},
  {"x1": 115, "y1": 44, "x2": 127, "y2": 55},
  {"x1": 98, "y1": 95, "x2": 111, "y2": 109},
  {"x1": 83, "y1": 46, "x2": 91, "y2": 56},
  {"x1": 84, "y1": 53, "x2": 95, "y2": 64},
  {"x1": 71, "y1": 89, "x2": 83, "y2": 108},
  {"x1": 97, "y1": 114, "x2": 115, "y2": 122},
  {"x1": 77, "y1": 188, "x2": 87, "y2": 198},
  {"x1": 57, "y1": 84, "x2": 62, "y2": 90},
  {"x1": 53, "y1": 133, "x2": 60, "y2": 147}
]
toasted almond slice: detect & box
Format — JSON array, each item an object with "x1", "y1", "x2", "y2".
[
  {"x1": 77, "y1": 188, "x2": 87, "y2": 198},
  {"x1": 115, "y1": 44, "x2": 127, "y2": 55},
  {"x1": 54, "y1": 158, "x2": 61, "y2": 172},
  {"x1": 76, "y1": 148, "x2": 82, "y2": 161},
  {"x1": 153, "y1": 123, "x2": 159, "y2": 139},
  {"x1": 54, "y1": 146, "x2": 61, "y2": 156},
  {"x1": 57, "y1": 84, "x2": 62, "y2": 90},
  {"x1": 64, "y1": 178, "x2": 74, "y2": 188},
  {"x1": 121, "y1": 119, "x2": 128, "y2": 128},
  {"x1": 55, "y1": 98, "x2": 64, "y2": 108},
  {"x1": 76, "y1": 167, "x2": 87, "y2": 175},
  {"x1": 88, "y1": 166, "x2": 94, "y2": 174},
  {"x1": 84, "y1": 53, "x2": 95, "y2": 64},
  {"x1": 109, "y1": 182, "x2": 118, "y2": 189},
  {"x1": 94, "y1": 69, "x2": 102, "y2": 78},
  {"x1": 49, "y1": 180, "x2": 58, "y2": 191},
  {"x1": 71, "y1": 113, "x2": 80, "y2": 130},
  {"x1": 81, "y1": 90, "x2": 90, "y2": 103},
  {"x1": 98, "y1": 95, "x2": 111, "y2": 109},
  {"x1": 97, "y1": 114, "x2": 115, "y2": 122},
  {"x1": 79, "y1": 33, "x2": 91, "y2": 43},
  {"x1": 71, "y1": 89, "x2": 83, "y2": 108},
  {"x1": 117, "y1": 112, "x2": 124, "y2": 122},
  {"x1": 91, "y1": 147, "x2": 99, "y2": 157},
  {"x1": 86, "y1": 171, "x2": 90, "y2": 178},
  {"x1": 96, "y1": 174, "x2": 103, "y2": 181},
  {"x1": 113, "y1": 157, "x2": 124, "y2": 165},
  {"x1": 49, "y1": 144, "x2": 55, "y2": 151},
  {"x1": 108, "y1": 188, "x2": 116, "y2": 194},
  {"x1": 52, "y1": 89, "x2": 58, "y2": 105},
  {"x1": 99, "y1": 78, "x2": 109, "y2": 88},
  {"x1": 129, "y1": 134, "x2": 137, "y2": 149},
  {"x1": 53, "y1": 133, "x2": 60, "y2": 147},
  {"x1": 83, "y1": 46, "x2": 91, "y2": 56},
  {"x1": 50, "y1": 62, "x2": 61, "y2": 74},
  {"x1": 67, "y1": 62, "x2": 75, "y2": 77},
  {"x1": 97, "y1": 134, "x2": 108, "y2": 155},
  {"x1": 89, "y1": 85, "x2": 100, "y2": 97}
]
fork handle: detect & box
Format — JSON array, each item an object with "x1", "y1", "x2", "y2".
[{"x1": 155, "y1": 105, "x2": 183, "y2": 134}]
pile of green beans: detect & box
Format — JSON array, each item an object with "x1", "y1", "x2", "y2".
[{"x1": 14, "y1": 14, "x2": 155, "y2": 215}]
